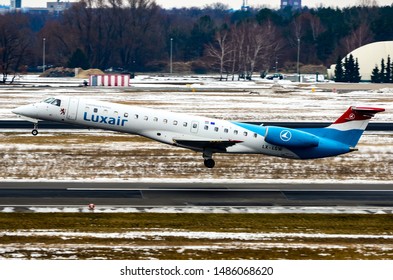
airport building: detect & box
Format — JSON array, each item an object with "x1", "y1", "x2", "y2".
[
  {"x1": 241, "y1": 0, "x2": 250, "y2": 11},
  {"x1": 280, "y1": 0, "x2": 302, "y2": 9},
  {"x1": 10, "y1": 0, "x2": 21, "y2": 9},
  {"x1": 46, "y1": 1, "x2": 73, "y2": 13},
  {"x1": 327, "y1": 41, "x2": 393, "y2": 81},
  {"x1": 5, "y1": 0, "x2": 72, "y2": 13}
]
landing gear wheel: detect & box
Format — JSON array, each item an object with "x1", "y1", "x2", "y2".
[
  {"x1": 31, "y1": 123, "x2": 39, "y2": 136},
  {"x1": 204, "y1": 159, "x2": 215, "y2": 168}
]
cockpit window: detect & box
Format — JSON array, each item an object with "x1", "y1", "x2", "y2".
[
  {"x1": 51, "y1": 99, "x2": 61, "y2": 106},
  {"x1": 42, "y1": 98, "x2": 61, "y2": 106},
  {"x1": 43, "y1": 97, "x2": 55, "y2": 104}
]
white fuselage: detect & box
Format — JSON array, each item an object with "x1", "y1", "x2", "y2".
[
  {"x1": 13, "y1": 97, "x2": 384, "y2": 167},
  {"x1": 27, "y1": 96, "x2": 296, "y2": 158}
]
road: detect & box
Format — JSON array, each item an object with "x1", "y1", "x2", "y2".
[{"x1": 1, "y1": 181, "x2": 393, "y2": 208}]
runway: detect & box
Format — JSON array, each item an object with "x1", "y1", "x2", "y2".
[{"x1": 1, "y1": 182, "x2": 393, "y2": 210}]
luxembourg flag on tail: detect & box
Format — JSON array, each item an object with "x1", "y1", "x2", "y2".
[
  {"x1": 333, "y1": 106, "x2": 385, "y2": 125},
  {"x1": 325, "y1": 106, "x2": 385, "y2": 147}
]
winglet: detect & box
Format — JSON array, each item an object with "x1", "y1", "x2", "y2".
[{"x1": 333, "y1": 106, "x2": 385, "y2": 124}]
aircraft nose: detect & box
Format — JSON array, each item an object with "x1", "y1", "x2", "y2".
[{"x1": 12, "y1": 104, "x2": 37, "y2": 118}]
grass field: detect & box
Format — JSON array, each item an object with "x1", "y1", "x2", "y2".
[
  {"x1": 1, "y1": 213, "x2": 393, "y2": 260},
  {"x1": 1, "y1": 131, "x2": 392, "y2": 181}
]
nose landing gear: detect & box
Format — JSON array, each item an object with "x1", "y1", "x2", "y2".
[{"x1": 32, "y1": 123, "x2": 38, "y2": 136}]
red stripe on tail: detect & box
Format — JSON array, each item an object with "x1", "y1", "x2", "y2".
[{"x1": 333, "y1": 106, "x2": 385, "y2": 124}]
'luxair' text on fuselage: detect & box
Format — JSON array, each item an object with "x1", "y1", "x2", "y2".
[{"x1": 83, "y1": 112, "x2": 128, "y2": 126}]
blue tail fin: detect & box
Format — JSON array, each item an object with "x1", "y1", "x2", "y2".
[{"x1": 303, "y1": 106, "x2": 385, "y2": 147}]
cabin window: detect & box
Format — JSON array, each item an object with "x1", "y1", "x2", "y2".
[
  {"x1": 103, "y1": 109, "x2": 108, "y2": 114},
  {"x1": 224, "y1": 128, "x2": 229, "y2": 133},
  {"x1": 85, "y1": 106, "x2": 90, "y2": 111},
  {"x1": 183, "y1": 122, "x2": 188, "y2": 127},
  {"x1": 254, "y1": 133, "x2": 257, "y2": 138},
  {"x1": 144, "y1": 116, "x2": 148, "y2": 121},
  {"x1": 124, "y1": 113, "x2": 129, "y2": 118},
  {"x1": 134, "y1": 114, "x2": 138, "y2": 119},
  {"x1": 193, "y1": 123, "x2": 198, "y2": 129},
  {"x1": 114, "y1": 111, "x2": 119, "y2": 115},
  {"x1": 234, "y1": 130, "x2": 238, "y2": 135},
  {"x1": 173, "y1": 120, "x2": 178, "y2": 125},
  {"x1": 153, "y1": 117, "x2": 158, "y2": 122},
  {"x1": 204, "y1": 125, "x2": 209, "y2": 130},
  {"x1": 243, "y1": 131, "x2": 248, "y2": 136},
  {"x1": 94, "y1": 108, "x2": 98, "y2": 113},
  {"x1": 214, "y1": 127, "x2": 219, "y2": 132},
  {"x1": 163, "y1": 119, "x2": 168, "y2": 124}
]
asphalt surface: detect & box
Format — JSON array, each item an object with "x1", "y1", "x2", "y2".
[{"x1": 1, "y1": 182, "x2": 393, "y2": 208}]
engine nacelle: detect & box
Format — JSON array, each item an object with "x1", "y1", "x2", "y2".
[{"x1": 264, "y1": 126, "x2": 319, "y2": 148}]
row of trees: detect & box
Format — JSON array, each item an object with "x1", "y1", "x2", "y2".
[
  {"x1": 334, "y1": 54, "x2": 361, "y2": 83},
  {"x1": 2, "y1": 0, "x2": 393, "y2": 82},
  {"x1": 205, "y1": 21, "x2": 283, "y2": 80},
  {"x1": 371, "y1": 56, "x2": 393, "y2": 83}
]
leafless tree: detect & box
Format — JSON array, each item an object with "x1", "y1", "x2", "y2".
[
  {"x1": 304, "y1": 13, "x2": 325, "y2": 41},
  {"x1": 206, "y1": 29, "x2": 232, "y2": 80},
  {"x1": 246, "y1": 21, "x2": 281, "y2": 77},
  {"x1": 0, "y1": 13, "x2": 32, "y2": 83},
  {"x1": 230, "y1": 24, "x2": 246, "y2": 80},
  {"x1": 296, "y1": 12, "x2": 326, "y2": 63},
  {"x1": 44, "y1": 0, "x2": 164, "y2": 70},
  {"x1": 341, "y1": 23, "x2": 373, "y2": 53},
  {"x1": 119, "y1": 0, "x2": 164, "y2": 70},
  {"x1": 357, "y1": 0, "x2": 379, "y2": 6},
  {"x1": 222, "y1": 21, "x2": 283, "y2": 80}
]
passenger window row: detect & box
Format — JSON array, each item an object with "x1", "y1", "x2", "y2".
[
  {"x1": 90, "y1": 108, "x2": 257, "y2": 138},
  {"x1": 204, "y1": 125, "x2": 257, "y2": 138},
  {"x1": 89, "y1": 107, "x2": 128, "y2": 117}
]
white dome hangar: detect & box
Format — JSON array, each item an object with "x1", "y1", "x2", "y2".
[{"x1": 328, "y1": 41, "x2": 393, "y2": 81}]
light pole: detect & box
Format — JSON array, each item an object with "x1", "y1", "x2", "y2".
[
  {"x1": 297, "y1": 38, "x2": 300, "y2": 82},
  {"x1": 275, "y1": 57, "x2": 278, "y2": 73},
  {"x1": 170, "y1": 38, "x2": 173, "y2": 74},
  {"x1": 42, "y1": 38, "x2": 46, "y2": 73}
]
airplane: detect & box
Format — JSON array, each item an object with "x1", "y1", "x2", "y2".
[{"x1": 12, "y1": 96, "x2": 384, "y2": 168}]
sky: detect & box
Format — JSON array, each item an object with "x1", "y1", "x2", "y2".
[{"x1": 0, "y1": 0, "x2": 392, "y2": 9}]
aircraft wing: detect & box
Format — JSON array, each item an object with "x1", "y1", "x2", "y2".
[{"x1": 173, "y1": 138, "x2": 243, "y2": 152}]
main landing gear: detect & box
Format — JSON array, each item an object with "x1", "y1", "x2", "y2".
[
  {"x1": 203, "y1": 150, "x2": 215, "y2": 168},
  {"x1": 204, "y1": 158, "x2": 215, "y2": 168},
  {"x1": 32, "y1": 123, "x2": 38, "y2": 136}
]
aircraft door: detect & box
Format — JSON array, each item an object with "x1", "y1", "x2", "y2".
[
  {"x1": 191, "y1": 121, "x2": 199, "y2": 134},
  {"x1": 67, "y1": 98, "x2": 79, "y2": 120}
]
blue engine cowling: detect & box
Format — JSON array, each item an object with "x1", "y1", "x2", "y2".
[{"x1": 264, "y1": 126, "x2": 319, "y2": 148}]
